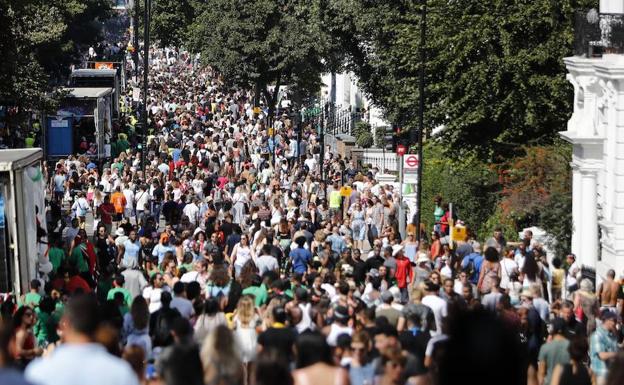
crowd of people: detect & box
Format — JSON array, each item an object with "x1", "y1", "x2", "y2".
[{"x1": 1, "y1": 40, "x2": 624, "y2": 385}]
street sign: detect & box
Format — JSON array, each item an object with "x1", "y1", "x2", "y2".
[
  {"x1": 403, "y1": 154, "x2": 419, "y2": 171},
  {"x1": 397, "y1": 144, "x2": 406, "y2": 156},
  {"x1": 403, "y1": 154, "x2": 419, "y2": 184}
]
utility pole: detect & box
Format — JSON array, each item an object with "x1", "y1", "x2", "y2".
[
  {"x1": 141, "y1": 0, "x2": 150, "y2": 172},
  {"x1": 133, "y1": 0, "x2": 139, "y2": 81},
  {"x1": 413, "y1": 0, "x2": 426, "y2": 243}
]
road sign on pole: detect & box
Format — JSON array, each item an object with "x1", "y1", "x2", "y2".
[
  {"x1": 403, "y1": 154, "x2": 419, "y2": 184},
  {"x1": 403, "y1": 154, "x2": 419, "y2": 170},
  {"x1": 397, "y1": 144, "x2": 406, "y2": 157}
]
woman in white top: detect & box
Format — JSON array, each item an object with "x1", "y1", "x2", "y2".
[
  {"x1": 230, "y1": 233, "x2": 254, "y2": 277},
  {"x1": 194, "y1": 297, "x2": 227, "y2": 344},
  {"x1": 500, "y1": 247, "x2": 519, "y2": 291},
  {"x1": 232, "y1": 185, "x2": 249, "y2": 226}
]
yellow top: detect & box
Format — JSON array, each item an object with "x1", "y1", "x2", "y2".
[{"x1": 329, "y1": 190, "x2": 342, "y2": 209}]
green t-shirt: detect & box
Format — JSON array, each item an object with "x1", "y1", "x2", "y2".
[
  {"x1": 107, "y1": 287, "x2": 133, "y2": 307},
  {"x1": 538, "y1": 338, "x2": 570, "y2": 385},
  {"x1": 48, "y1": 247, "x2": 65, "y2": 273},
  {"x1": 434, "y1": 205, "x2": 445, "y2": 222},
  {"x1": 34, "y1": 312, "x2": 59, "y2": 345},
  {"x1": 242, "y1": 284, "x2": 268, "y2": 307},
  {"x1": 23, "y1": 292, "x2": 41, "y2": 308},
  {"x1": 69, "y1": 246, "x2": 89, "y2": 273},
  {"x1": 112, "y1": 161, "x2": 124, "y2": 174}
]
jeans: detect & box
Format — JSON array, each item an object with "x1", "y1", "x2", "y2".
[{"x1": 151, "y1": 202, "x2": 162, "y2": 223}]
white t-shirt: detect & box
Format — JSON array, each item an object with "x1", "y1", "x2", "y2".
[
  {"x1": 142, "y1": 286, "x2": 170, "y2": 313},
  {"x1": 422, "y1": 294, "x2": 448, "y2": 336},
  {"x1": 135, "y1": 191, "x2": 149, "y2": 211},
  {"x1": 122, "y1": 189, "x2": 135, "y2": 209}
]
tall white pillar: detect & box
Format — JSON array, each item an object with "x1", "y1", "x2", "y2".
[
  {"x1": 580, "y1": 169, "x2": 599, "y2": 268},
  {"x1": 571, "y1": 163, "x2": 582, "y2": 257}
]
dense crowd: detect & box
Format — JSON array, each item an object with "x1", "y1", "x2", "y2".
[{"x1": 1, "y1": 44, "x2": 624, "y2": 385}]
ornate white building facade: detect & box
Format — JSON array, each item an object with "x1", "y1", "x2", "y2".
[{"x1": 562, "y1": 51, "x2": 624, "y2": 281}]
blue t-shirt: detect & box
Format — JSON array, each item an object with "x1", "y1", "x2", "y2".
[
  {"x1": 123, "y1": 239, "x2": 141, "y2": 268},
  {"x1": 290, "y1": 247, "x2": 312, "y2": 274},
  {"x1": 172, "y1": 149, "x2": 182, "y2": 162},
  {"x1": 461, "y1": 253, "x2": 484, "y2": 284},
  {"x1": 152, "y1": 244, "x2": 175, "y2": 264}
]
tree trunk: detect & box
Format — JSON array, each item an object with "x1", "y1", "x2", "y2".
[
  {"x1": 253, "y1": 81, "x2": 262, "y2": 107},
  {"x1": 263, "y1": 72, "x2": 282, "y2": 123}
]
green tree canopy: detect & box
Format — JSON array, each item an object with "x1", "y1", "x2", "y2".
[
  {"x1": 149, "y1": 0, "x2": 195, "y2": 48},
  {"x1": 186, "y1": 0, "x2": 337, "y2": 111},
  {"x1": 0, "y1": 0, "x2": 111, "y2": 109},
  {"x1": 328, "y1": 0, "x2": 596, "y2": 158}
]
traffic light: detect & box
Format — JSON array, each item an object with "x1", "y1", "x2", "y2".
[{"x1": 384, "y1": 124, "x2": 398, "y2": 151}]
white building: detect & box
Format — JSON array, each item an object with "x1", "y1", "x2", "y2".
[
  {"x1": 320, "y1": 72, "x2": 390, "y2": 135},
  {"x1": 561, "y1": 1, "x2": 624, "y2": 282}
]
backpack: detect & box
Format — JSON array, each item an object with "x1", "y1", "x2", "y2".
[{"x1": 463, "y1": 255, "x2": 475, "y2": 279}]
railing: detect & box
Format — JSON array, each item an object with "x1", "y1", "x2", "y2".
[
  {"x1": 575, "y1": 10, "x2": 624, "y2": 56},
  {"x1": 359, "y1": 149, "x2": 399, "y2": 173},
  {"x1": 318, "y1": 97, "x2": 367, "y2": 136}
]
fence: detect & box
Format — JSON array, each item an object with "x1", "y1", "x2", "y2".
[{"x1": 357, "y1": 149, "x2": 399, "y2": 173}]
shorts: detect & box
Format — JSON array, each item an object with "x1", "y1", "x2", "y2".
[
  {"x1": 124, "y1": 208, "x2": 134, "y2": 218},
  {"x1": 115, "y1": 213, "x2": 123, "y2": 221}
]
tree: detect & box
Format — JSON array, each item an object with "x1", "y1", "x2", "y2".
[
  {"x1": 328, "y1": 0, "x2": 596, "y2": 158},
  {"x1": 149, "y1": 0, "x2": 195, "y2": 48},
  {"x1": 0, "y1": 0, "x2": 111, "y2": 109},
  {"x1": 495, "y1": 141, "x2": 572, "y2": 257},
  {"x1": 420, "y1": 142, "x2": 499, "y2": 237},
  {"x1": 187, "y1": 0, "x2": 336, "y2": 115}
]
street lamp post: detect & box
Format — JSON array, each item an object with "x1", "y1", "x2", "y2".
[
  {"x1": 413, "y1": 0, "x2": 426, "y2": 243},
  {"x1": 141, "y1": 0, "x2": 150, "y2": 172},
  {"x1": 133, "y1": 0, "x2": 139, "y2": 80}
]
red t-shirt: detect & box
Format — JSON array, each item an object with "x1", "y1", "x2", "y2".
[{"x1": 98, "y1": 202, "x2": 115, "y2": 225}]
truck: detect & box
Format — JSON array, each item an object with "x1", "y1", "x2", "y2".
[
  {"x1": 44, "y1": 87, "x2": 115, "y2": 162},
  {"x1": 69, "y1": 68, "x2": 121, "y2": 118},
  {"x1": 0, "y1": 148, "x2": 46, "y2": 295}
]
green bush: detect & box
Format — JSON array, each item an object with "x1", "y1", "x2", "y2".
[
  {"x1": 420, "y1": 142, "x2": 499, "y2": 238},
  {"x1": 354, "y1": 121, "x2": 374, "y2": 148}
]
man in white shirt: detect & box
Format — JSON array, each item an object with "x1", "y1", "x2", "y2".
[
  {"x1": 421, "y1": 281, "x2": 448, "y2": 336},
  {"x1": 25, "y1": 296, "x2": 139, "y2": 385},
  {"x1": 134, "y1": 185, "x2": 150, "y2": 225},
  {"x1": 183, "y1": 197, "x2": 200, "y2": 225},
  {"x1": 565, "y1": 254, "x2": 581, "y2": 296},
  {"x1": 170, "y1": 282, "x2": 195, "y2": 319},
  {"x1": 122, "y1": 184, "x2": 135, "y2": 219},
  {"x1": 304, "y1": 153, "x2": 317, "y2": 172},
  {"x1": 256, "y1": 244, "x2": 279, "y2": 274}
]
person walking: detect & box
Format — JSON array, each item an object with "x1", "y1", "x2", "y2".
[
  {"x1": 25, "y1": 296, "x2": 139, "y2": 385},
  {"x1": 590, "y1": 310, "x2": 619, "y2": 385}
]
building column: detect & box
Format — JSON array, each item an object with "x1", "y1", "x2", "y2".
[
  {"x1": 580, "y1": 168, "x2": 599, "y2": 268},
  {"x1": 571, "y1": 163, "x2": 582, "y2": 257}
]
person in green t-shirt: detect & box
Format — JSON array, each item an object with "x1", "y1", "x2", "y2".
[
  {"x1": 33, "y1": 297, "x2": 59, "y2": 347},
  {"x1": 537, "y1": 318, "x2": 571, "y2": 385},
  {"x1": 433, "y1": 196, "x2": 445, "y2": 232},
  {"x1": 48, "y1": 238, "x2": 66, "y2": 275},
  {"x1": 68, "y1": 237, "x2": 90, "y2": 274},
  {"x1": 106, "y1": 274, "x2": 132, "y2": 308},
  {"x1": 241, "y1": 275, "x2": 268, "y2": 307},
  {"x1": 23, "y1": 279, "x2": 42, "y2": 308}
]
